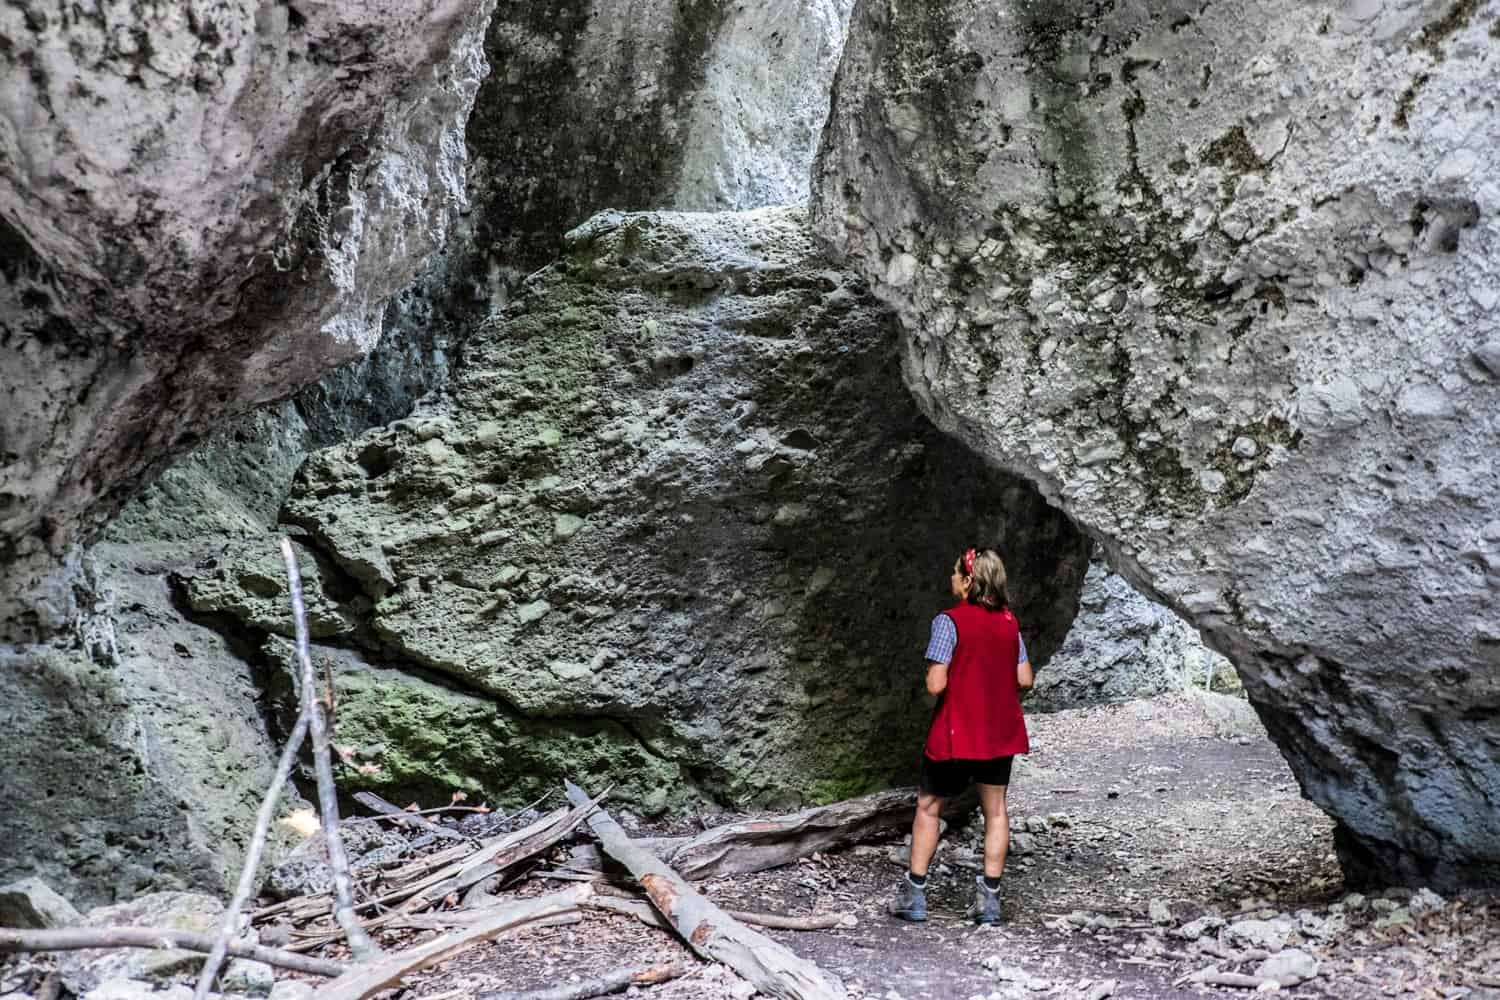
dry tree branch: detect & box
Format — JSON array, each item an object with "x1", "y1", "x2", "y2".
[
  {"x1": 0, "y1": 927, "x2": 346, "y2": 978},
  {"x1": 192, "y1": 708, "x2": 313, "y2": 999},
  {"x1": 282, "y1": 536, "x2": 381, "y2": 960}
]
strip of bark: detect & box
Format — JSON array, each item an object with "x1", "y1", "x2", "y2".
[
  {"x1": 312, "y1": 887, "x2": 591, "y2": 1000},
  {"x1": 480, "y1": 963, "x2": 688, "y2": 1000},
  {"x1": 0, "y1": 927, "x2": 346, "y2": 978},
  {"x1": 564, "y1": 781, "x2": 846, "y2": 1000},
  {"x1": 282, "y1": 538, "x2": 379, "y2": 960}
]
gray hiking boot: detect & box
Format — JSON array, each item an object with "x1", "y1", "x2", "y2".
[
  {"x1": 889, "y1": 875, "x2": 927, "y2": 922},
  {"x1": 967, "y1": 875, "x2": 1003, "y2": 925}
]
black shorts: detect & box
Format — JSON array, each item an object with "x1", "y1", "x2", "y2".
[{"x1": 919, "y1": 754, "x2": 1014, "y2": 798}]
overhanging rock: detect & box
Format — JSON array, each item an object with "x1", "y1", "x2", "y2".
[{"x1": 812, "y1": 0, "x2": 1500, "y2": 886}]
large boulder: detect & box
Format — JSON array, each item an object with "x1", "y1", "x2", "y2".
[
  {"x1": 236, "y1": 207, "x2": 1089, "y2": 809},
  {"x1": 812, "y1": 0, "x2": 1500, "y2": 885},
  {"x1": 0, "y1": 0, "x2": 496, "y2": 642}
]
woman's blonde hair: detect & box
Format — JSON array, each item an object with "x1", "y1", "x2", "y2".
[{"x1": 956, "y1": 547, "x2": 1010, "y2": 610}]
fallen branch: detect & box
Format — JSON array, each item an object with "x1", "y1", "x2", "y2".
[
  {"x1": 312, "y1": 887, "x2": 591, "y2": 1000},
  {"x1": 480, "y1": 963, "x2": 688, "y2": 1000},
  {"x1": 193, "y1": 708, "x2": 312, "y2": 999},
  {"x1": 1182, "y1": 967, "x2": 1276, "y2": 990},
  {"x1": 0, "y1": 927, "x2": 346, "y2": 978},
  {"x1": 666, "y1": 789, "x2": 914, "y2": 881},
  {"x1": 724, "y1": 911, "x2": 856, "y2": 932},
  {"x1": 587, "y1": 896, "x2": 851, "y2": 932},
  {"x1": 565, "y1": 781, "x2": 846, "y2": 1000},
  {"x1": 354, "y1": 792, "x2": 467, "y2": 842},
  {"x1": 283, "y1": 538, "x2": 380, "y2": 961}
]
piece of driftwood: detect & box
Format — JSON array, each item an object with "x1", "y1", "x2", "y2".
[
  {"x1": 313, "y1": 887, "x2": 591, "y2": 1000},
  {"x1": 354, "y1": 792, "x2": 468, "y2": 842},
  {"x1": 283, "y1": 538, "x2": 380, "y2": 961},
  {"x1": 564, "y1": 781, "x2": 846, "y2": 1000},
  {"x1": 420, "y1": 791, "x2": 606, "y2": 902},
  {"x1": 0, "y1": 927, "x2": 346, "y2": 978},
  {"x1": 668, "y1": 789, "x2": 914, "y2": 881},
  {"x1": 480, "y1": 963, "x2": 688, "y2": 1000}
]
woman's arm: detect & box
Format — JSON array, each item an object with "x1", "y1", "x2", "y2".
[
  {"x1": 926, "y1": 661, "x2": 949, "y2": 697},
  {"x1": 1016, "y1": 658, "x2": 1034, "y2": 691}
]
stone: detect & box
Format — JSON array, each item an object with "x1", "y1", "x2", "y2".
[
  {"x1": 0, "y1": 0, "x2": 497, "y2": 642},
  {"x1": 58, "y1": 892, "x2": 224, "y2": 994},
  {"x1": 1474, "y1": 341, "x2": 1500, "y2": 376},
  {"x1": 1148, "y1": 899, "x2": 1173, "y2": 925},
  {"x1": 812, "y1": 0, "x2": 1500, "y2": 888},
  {"x1": 0, "y1": 877, "x2": 81, "y2": 929},
  {"x1": 1408, "y1": 887, "x2": 1446, "y2": 916},
  {"x1": 1227, "y1": 918, "x2": 1295, "y2": 952},
  {"x1": 1175, "y1": 916, "x2": 1225, "y2": 940},
  {"x1": 220, "y1": 959, "x2": 275, "y2": 997},
  {"x1": 1254, "y1": 949, "x2": 1320, "y2": 987}
]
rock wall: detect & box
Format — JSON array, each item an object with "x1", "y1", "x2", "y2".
[
  {"x1": 812, "y1": 0, "x2": 1500, "y2": 886},
  {"x1": 0, "y1": 0, "x2": 495, "y2": 642},
  {"x1": 198, "y1": 207, "x2": 1091, "y2": 812},
  {"x1": 467, "y1": 0, "x2": 853, "y2": 277},
  {"x1": 1030, "y1": 555, "x2": 1237, "y2": 712}
]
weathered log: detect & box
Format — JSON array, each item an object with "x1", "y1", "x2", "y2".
[
  {"x1": 669, "y1": 789, "x2": 915, "y2": 881},
  {"x1": 354, "y1": 791, "x2": 467, "y2": 842},
  {"x1": 563, "y1": 838, "x2": 690, "y2": 875},
  {"x1": 480, "y1": 963, "x2": 689, "y2": 1000},
  {"x1": 564, "y1": 781, "x2": 846, "y2": 1000},
  {"x1": 0, "y1": 926, "x2": 346, "y2": 978},
  {"x1": 312, "y1": 887, "x2": 591, "y2": 1000}
]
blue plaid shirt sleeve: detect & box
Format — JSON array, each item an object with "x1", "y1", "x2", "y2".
[
  {"x1": 925, "y1": 614, "x2": 957, "y2": 664},
  {"x1": 925, "y1": 614, "x2": 1031, "y2": 665}
]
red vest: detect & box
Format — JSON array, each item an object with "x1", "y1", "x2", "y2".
[{"x1": 924, "y1": 602, "x2": 1029, "y2": 761}]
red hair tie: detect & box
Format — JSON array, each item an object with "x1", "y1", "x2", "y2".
[{"x1": 962, "y1": 548, "x2": 977, "y2": 576}]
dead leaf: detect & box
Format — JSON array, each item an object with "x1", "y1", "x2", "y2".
[
  {"x1": 334, "y1": 744, "x2": 357, "y2": 764},
  {"x1": 356, "y1": 762, "x2": 382, "y2": 776},
  {"x1": 451, "y1": 790, "x2": 468, "y2": 804}
]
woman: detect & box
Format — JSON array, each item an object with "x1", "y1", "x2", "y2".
[{"x1": 890, "y1": 547, "x2": 1033, "y2": 925}]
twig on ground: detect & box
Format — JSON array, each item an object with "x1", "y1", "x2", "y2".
[
  {"x1": 0, "y1": 927, "x2": 346, "y2": 978},
  {"x1": 282, "y1": 537, "x2": 380, "y2": 961},
  {"x1": 724, "y1": 911, "x2": 856, "y2": 931},
  {"x1": 354, "y1": 791, "x2": 467, "y2": 842},
  {"x1": 193, "y1": 708, "x2": 313, "y2": 999},
  {"x1": 1179, "y1": 966, "x2": 1276, "y2": 989},
  {"x1": 479, "y1": 963, "x2": 689, "y2": 1000},
  {"x1": 564, "y1": 780, "x2": 847, "y2": 1000},
  {"x1": 312, "y1": 887, "x2": 590, "y2": 1000}
]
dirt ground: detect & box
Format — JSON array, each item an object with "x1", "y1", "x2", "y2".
[{"x1": 237, "y1": 693, "x2": 1500, "y2": 999}]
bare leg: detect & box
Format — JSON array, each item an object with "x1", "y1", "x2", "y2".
[
  {"x1": 977, "y1": 783, "x2": 1010, "y2": 879},
  {"x1": 909, "y1": 792, "x2": 945, "y2": 876}
]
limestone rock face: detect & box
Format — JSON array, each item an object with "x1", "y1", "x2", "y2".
[
  {"x1": 1031, "y1": 557, "x2": 1235, "y2": 712},
  {"x1": 469, "y1": 0, "x2": 853, "y2": 274},
  {"x1": 254, "y1": 207, "x2": 1089, "y2": 809},
  {"x1": 813, "y1": 0, "x2": 1500, "y2": 884},
  {"x1": 0, "y1": 0, "x2": 495, "y2": 642}
]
